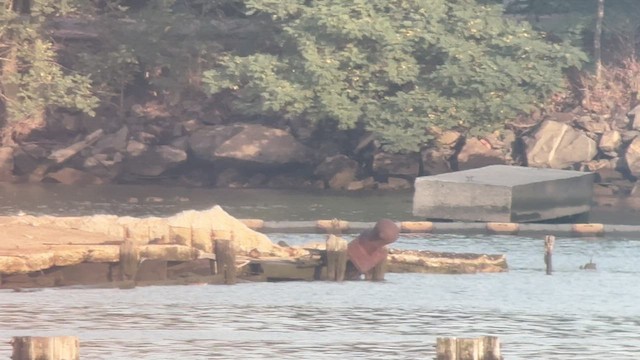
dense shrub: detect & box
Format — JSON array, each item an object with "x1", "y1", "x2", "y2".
[{"x1": 203, "y1": 0, "x2": 586, "y2": 152}]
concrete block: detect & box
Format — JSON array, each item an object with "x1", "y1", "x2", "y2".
[{"x1": 413, "y1": 165, "x2": 595, "y2": 222}]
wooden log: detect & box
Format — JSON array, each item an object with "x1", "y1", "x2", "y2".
[
  {"x1": 544, "y1": 235, "x2": 555, "y2": 275},
  {"x1": 12, "y1": 336, "x2": 79, "y2": 360},
  {"x1": 213, "y1": 233, "x2": 236, "y2": 285},
  {"x1": 119, "y1": 240, "x2": 140, "y2": 281},
  {"x1": 436, "y1": 336, "x2": 501, "y2": 360},
  {"x1": 48, "y1": 129, "x2": 104, "y2": 164},
  {"x1": 325, "y1": 235, "x2": 348, "y2": 281},
  {"x1": 369, "y1": 255, "x2": 387, "y2": 281}
]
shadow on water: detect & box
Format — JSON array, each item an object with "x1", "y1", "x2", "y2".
[{"x1": 0, "y1": 183, "x2": 418, "y2": 221}]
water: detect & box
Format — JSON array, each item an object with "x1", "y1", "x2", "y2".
[
  {"x1": 2, "y1": 233, "x2": 640, "y2": 359},
  {"x1": 1, "y1": 183, "x2": 640, "y2": 358}
]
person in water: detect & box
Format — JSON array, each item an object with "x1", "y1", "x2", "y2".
[{"x1": 345, "y1": 218, "x2": 400, "y2": 280}]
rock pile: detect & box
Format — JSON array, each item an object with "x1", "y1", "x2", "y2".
[{"x1": 2, "y1": 102, "x2": 640, "y2": 194}]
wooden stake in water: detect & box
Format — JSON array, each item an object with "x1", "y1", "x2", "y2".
[
  {"x1": 326, "y1": 234, "x2": 348, "y2": 281},
  {"x1": 436, "y1": 336, "x2": 501, "y2": 360},
  {"x1": 544, "y1": 235, "x2": 555, "y2": 275},
  {"x1": 12, "y1": 336, "x2": 79, "y2": 360},
  {"x1": 370, "y1": 255, "x2": 387, "y2": 281},
  {"x1": 119, "y1": 239, "x2": 140, "y2": 281},
  {"x1": 214, "y1": 234, "x2": 236, "y2": 285}
]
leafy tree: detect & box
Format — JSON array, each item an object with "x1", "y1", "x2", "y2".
[
  {"x1": 203, "y1": 0, "x2": 586, "y2": 153},
  {"x1": 0, "y1": 0, "x2": 98, "y2": 141}
]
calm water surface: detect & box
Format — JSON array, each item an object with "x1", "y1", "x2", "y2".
[
  {"x1": 0, "y1": 184, "x2": 639, "y2": 359},
  {"x1": 2, "y1": 234, "x2": 640, "y2": 359}
]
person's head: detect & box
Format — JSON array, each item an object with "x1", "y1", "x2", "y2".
[{"x1": 373, "y1": 219, "x2": 399, "y2": 245}]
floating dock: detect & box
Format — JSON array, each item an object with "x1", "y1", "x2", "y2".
[{"x1": 412, "y1": 165, "x2": 595, "y2": 222}]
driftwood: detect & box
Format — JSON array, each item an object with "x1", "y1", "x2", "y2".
[
  {"x1": 387, "y1": 249, "x2": 508, "y2": 274},
  {"x1": 47, "y1": 129, "x2": 104, "y2": 164},
  {"x1": 0, "y1": 244, "x2": 214, "y2": 275}
]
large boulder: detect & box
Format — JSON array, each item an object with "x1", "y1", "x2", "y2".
[
  {"x1": 214, "y1": 124, "x2": 313, "y2": 165},
  {"x1": 525, "y1": 120, "x2": 597, "y2": 169},
  {"x1": 188, "y1": 125, "x2": 244, "y2": 162},
  {"x1": 92, "y1": 126, "x2": 129, "y2": 155},
  {"x1": 598, "y1": 130, "x2": 622, "y2": 156},
  {"x1": 83, "y1": 153, "x2": 124, "y2": 179},
  {"x1": 124, "y1": 145, "x2": 187, "y2": 177},
  {"x1": 372, "y1": 152, "x2": 420, "y2": 177},
  {"x1": 456, "y1": 137, "x2": 505, "y2": 171},
  {"x1": 0, "y1": 147, "x2": 14, "y2": 181},
  {"x1": 188, "y1": 124, "x2": 313, "y2": 166},
  {"x1": 421, "y1": 148, "x2": 452, "y2": 175},
  {"x1": 43, "y1": 168, "x2": 104, "y2": 185},
  {"x1": 314, "y1": 155, "x2": 358, "y2": 190},
  {"x1": 625, "y1": 137, "x2": 640, "y2": 177}
]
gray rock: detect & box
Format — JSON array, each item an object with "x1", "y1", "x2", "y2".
[
  {"x1": 43, "y1": 168, "x2": 103, "y2": 185},
  {"x1": 624, "y1": 137, "x2": 640, "y2": 177},
  {"x1": 83, "y1": 153, "x2": 123, "y2": 179},
  {"x1": 92, "y1": 126, "x2": 129, "y2": 155},
  {"x1": 421, "y1": 148, "x2": 452, "y2": 175},
  {"x1": 124, "y1": 145, "x2": 187, "y2": 177},
  {"x1": 126, "y1": 140, "x2": 147, "y2": 157},
  {"x1": 12, "y1": 147, "x2": 37, "y2": 176},
  {"x1": 214, "y1": 124, "x2": 313, "y2": 165},
  {"x1": 188, "y1": 125, "x2": 244, "y2": 162},
  {"x1": 314, "y1": 155, "x2": 359, "y2": 190},
  {"x1": 456, "y1": 137, "x2": 505, "y2": 171},
  {"x1": 575, "y1": 115, "x2": 610, "y2": 134},
  {"x1": 525, "y1": 120, "x2": 597, "y2": 169},
  {"x1": 598, "y1": 130, "x2": 621, "y2": 156},
  {"x1": 628, "y1": 105, "x2": 640, "y2": 129},
  {"x1": 0, "y1": 147, "x2": 14, "y2": 181},
  {"x1": 372, "y1": 152, "x2": 420, "y2": 177}
]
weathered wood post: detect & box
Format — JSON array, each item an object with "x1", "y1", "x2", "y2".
[
  {"x1": 544, "y1": 235, "x2": 555, "y2": 275},
  {"x1": 212, "y1": 230, "x2": 236, "y2": 285},
  {"x1": 436, "y1": 336, "x2": 501, "y2": 360},
  {"x1": 119, "y1": 239, "x2": 140, "y2": 281},
  {"x1": 12, "y1": 336, "x2": 79, "y2": 360},
  {"x1": 369, "y1": 254, "x2": 387, "y2": 281},
  {"x1": 326, "y1": 234, "x2": 348, "y2": 281}
]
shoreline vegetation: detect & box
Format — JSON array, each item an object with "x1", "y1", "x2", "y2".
[{"x1": 0, "y1": 1, "x2": 639, "y2": 202}]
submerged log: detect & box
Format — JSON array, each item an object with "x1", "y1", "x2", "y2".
[{"x1": 387, "y1": 249, "x2": 507, "y2": 274}]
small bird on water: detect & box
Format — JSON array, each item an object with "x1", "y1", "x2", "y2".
[{"x1": 580, "y1": 257, "x2": 597, "y2": 270}]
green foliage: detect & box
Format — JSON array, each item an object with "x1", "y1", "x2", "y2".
[
  {"x1": 203, "y1": 0, "x2": 586, "y2": 152},
  {"x1": 0, "y1": 0, "x2": 98, "y2": 123},
  {"x1": 506, "y1": 0, "x2": 640, "y2": 62}
]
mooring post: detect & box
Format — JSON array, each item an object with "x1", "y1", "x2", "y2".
[
  {"x1": 326, "y1": 234, "x2": 348, "y2": 281},
  {"x1": 119, "y1": 239, "x2": 140, "y2": 281},
  {"x1": 544, "y1": 235, "x2": 555, "y2": 275},
  {"x1": 436, "y1": 336, "x2": 501, "y2": 360},
  {"x1": 369, "y1": 254, "x2": 387, "y2": 281},
  {"x1": 12, "y1": 336, "x2": 79, "y2": 360},
  {"x1": 213, "y1": 230, "x2": 236, "y2": 285}
]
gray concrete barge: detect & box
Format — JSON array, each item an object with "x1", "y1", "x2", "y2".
[{"x1": 413, "y1": 165, "x2": 595, "y2": 223}]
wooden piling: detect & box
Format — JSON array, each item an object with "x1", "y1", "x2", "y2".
[
  {"x1": 213, "y1": 230, "x2": 236, "y2": 285},
  {"x1": 544, "y1": 235, "x2": 555, "y2": 275},
  {"x1": 436, "y1": 336, "x2": 501, "y2": 360},
  {"x1": 12, "y1": 336, "x2": 79, "y2": 360},
  {"x1": 119, "y1": 239, "x2": 140, "y2": 281},
  {"x1": 370, "y1": 255, "x2": 387, "y2": 281},
  {"x1": 325, "y1": 234, "x2": 348, "y2": 281}
]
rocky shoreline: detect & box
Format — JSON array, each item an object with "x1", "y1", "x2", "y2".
[{"x1": 1, "y1": 104, "x2": 639, "y2": 200}]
